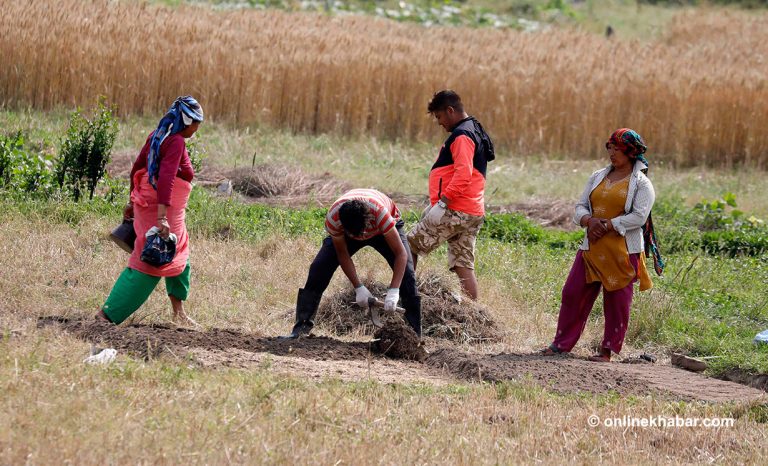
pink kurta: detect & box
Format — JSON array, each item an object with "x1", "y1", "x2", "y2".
[{"x1": 128, "y1": 168, "x2": 191, "y2": 277}]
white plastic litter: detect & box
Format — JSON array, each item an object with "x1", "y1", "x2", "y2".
[
  {"x1": 755, "y1": 329, "x2": 768, "y2": 345},
  {"x1": 83, "y1": 348, "x2": 117, "y2": 365}
]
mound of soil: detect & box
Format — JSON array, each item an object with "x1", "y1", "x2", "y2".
[
  {"x1": 372, "y1": 320, "x2": 427, "y2": 362},
  {"x1": 315, "y1": 272, "x2": 504, "y2": 343},
  {"x1": 229, "y1": 165, "x2": 347, "y2": 205}
]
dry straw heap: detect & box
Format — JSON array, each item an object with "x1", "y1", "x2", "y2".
[{"x1": 2, "y1": 0, "x2": 767, "y2": 166}]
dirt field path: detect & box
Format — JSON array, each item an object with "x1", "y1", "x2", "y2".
[{"x1": 41, "y1": 317, "x2": 767, "y2": 403}]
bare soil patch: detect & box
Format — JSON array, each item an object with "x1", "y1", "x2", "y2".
[
  {"x1": 488, "y1": 199, "x2": 577, "y2": 230},
  {"x1": 39, "y1": 316, "x2": 767, "y2": 403},
  {"x1": 39, "y1": 316, "x2": 371, "y2": 361},
  {"x1": 721, "y1": 370, "x2": 768, "y2": 392},
  {"x1": 188, "y1": 347, "x2": 449, "y2": 385},
  {"x1": 427, "y1": 349, "x2": 766, "y2": 403},
  {"x1": 316, "y1": 274, "x2": 504, "y2": 344}
]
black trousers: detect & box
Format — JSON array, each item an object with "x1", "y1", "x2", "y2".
[{"x1": 303, "y1": 221, "x2": 419, "y2": 303}]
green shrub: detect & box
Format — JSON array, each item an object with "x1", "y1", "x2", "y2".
[
  {"x1": 56, "y1": 100, "x2": 118, "y2": 201},
  {"x1": 0, "y1": 131, "x2": 56, "y2": 197}
]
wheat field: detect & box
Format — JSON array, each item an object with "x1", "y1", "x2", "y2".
[{"x1": 1, "y1": 0, "x2": 768, "y2": 166}]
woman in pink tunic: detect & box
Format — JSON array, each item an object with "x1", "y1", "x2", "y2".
[{"x1": 96, "y1": 96, "x2": 204, "y2": 326}]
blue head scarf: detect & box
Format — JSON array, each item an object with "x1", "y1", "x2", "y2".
[{"x1": 147, "y1": 96, "x2": 204, "y2": 189}]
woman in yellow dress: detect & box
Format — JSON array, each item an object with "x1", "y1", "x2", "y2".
[{"x1": 541, "y1": 128, "x2": 664, "y2": 362}]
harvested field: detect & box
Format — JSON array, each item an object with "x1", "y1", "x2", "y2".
[
  {"x1": 38, "y1": 316, "x2": 767, "y2": 403},
  {"x1": 3, "y1": 0, "x2": 768, "y2": 165}
]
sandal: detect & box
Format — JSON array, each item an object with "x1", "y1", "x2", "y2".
[
  {"x1": 539, "y1": 344, "x2": 565, "y2": 356},
  {"x1": 588, "y1": 348, "x2": 612, "y2": 362}
]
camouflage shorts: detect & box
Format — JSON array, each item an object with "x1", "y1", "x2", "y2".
[{"x1": 407, "y1": 208, "x2": 484, "y2": 270}]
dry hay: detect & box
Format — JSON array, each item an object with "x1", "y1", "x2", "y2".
[
  {"x1": 315, "y1": 271, "x2": 504, "y2": 343},
  {"x1": 229, "y1": 165, "x2": 347, "y2": 206},
  {"x1": 372, "y1": 320, "x2": 427, "y2": 362}
]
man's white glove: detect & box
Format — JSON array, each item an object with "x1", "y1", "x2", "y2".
[
  {"x1": 420, "y1": 204, "x2": 432, "y2": 220},
  {"x1": 424, "y1": 200, "x2": 446, "y2": 226},
  {"x1": 355, "y1": 284, "x2": 374, "y2": 308},
  {"x1": 384, "y1": 288, "x2": 400, "y2": 312}
]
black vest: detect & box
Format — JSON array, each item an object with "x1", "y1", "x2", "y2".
[{"x1": 431, "y1": 117, "x2": 495, "y2": 177}]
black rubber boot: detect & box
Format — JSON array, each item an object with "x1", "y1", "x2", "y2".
[
  {"x1": 278, "y1": 288, "x2": 323, "y2": 339},
  {"x1": 401, "y1": 295, "x2": 422, "y2": 338}
]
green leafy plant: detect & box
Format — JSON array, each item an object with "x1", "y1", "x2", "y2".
[
  {"x1": 0, "y1": 131, "x2": 24, "y2": 186},
  {"x1": 656, "y1": 195, "x2": 768, "y2": 257},
  {"x1": 56, "y1": 99, "x2": 119, "y2": 201},
  {"x1": 693, "y1": 192, "x2": 745, "y2": 231},
  {"x1": 187, "y1": 137, "x2": 208, "y2": 173},
  {"x1": 0, "y1": 131, "x2": 56, "y2": 197}
]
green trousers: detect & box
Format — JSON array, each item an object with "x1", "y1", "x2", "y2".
[{"x1": 102, "y1": 261, "x2": 191, "y2": 324}]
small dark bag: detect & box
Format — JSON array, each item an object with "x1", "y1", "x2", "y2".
[{"x1": 140, "y1": 233, "x2": 176, "y2": 266}]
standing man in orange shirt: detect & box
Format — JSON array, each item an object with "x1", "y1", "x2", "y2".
[{"x1": 408, "y1": 90, "x2": 495, "y2": 300}]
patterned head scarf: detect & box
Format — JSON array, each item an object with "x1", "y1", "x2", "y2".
[
  {"x1": 147, "y1": 96, "x2": 204, "y2": 189},
  {"x1": 606, "y1": 128, "x2": 647, "y2": 161},
  {"x1": 607, "y1": 128, "x2": 664, "y2": 276}
]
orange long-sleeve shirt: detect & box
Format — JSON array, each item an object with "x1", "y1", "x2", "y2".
[{"x1": 428, "y1": 118, "x2": 490, "y2": 216}]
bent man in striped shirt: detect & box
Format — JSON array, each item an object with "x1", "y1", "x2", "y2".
[{"x1": 280, "y1": 189, "x2": 422, "y2": 339}]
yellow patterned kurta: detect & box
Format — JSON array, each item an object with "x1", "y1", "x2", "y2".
[{"x1": 582, "y1": 177, "x2": 653, "y2": 292}]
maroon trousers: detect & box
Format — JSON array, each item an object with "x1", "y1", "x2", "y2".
[{"x1": 551, "y1": 250, "x2": 638, "y2": 354}]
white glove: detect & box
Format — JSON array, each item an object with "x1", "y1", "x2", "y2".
[
  {"x1": 420, "y1": 204, "x2": 432, "y2": 220},
  {"x1": 424, "y1": 201, "x2": 446, "y2": 226},
  {"x1": 355, "y1": 285, "x2": 374, "y2": 308},
  {"x1": 384, "y1": 288, "x2": 400, "y2": 312}
]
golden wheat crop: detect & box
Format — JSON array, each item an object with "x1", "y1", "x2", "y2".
[{"x1": 1, "y1": 0, "x2": 767, "y2": 166}]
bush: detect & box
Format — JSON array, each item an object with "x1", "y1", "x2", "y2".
[
  {"x1": 0, "y1": 131, "x2": 56, "y2": 197},
  {"x1": 55, "y1": 100, "x2": 118, "y2": 201}
]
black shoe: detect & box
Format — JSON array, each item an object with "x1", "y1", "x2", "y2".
[
  {"x1": 278, "y1": 321, "x2": 313, "y2": 340},
  {"x1": 278, "y1": 288, "x2": 322, "y2": 339}
]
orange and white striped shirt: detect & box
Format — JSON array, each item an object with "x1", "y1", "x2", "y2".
[{"x1": 325, "y1": 189, "x2": 401, "y2": 240}]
